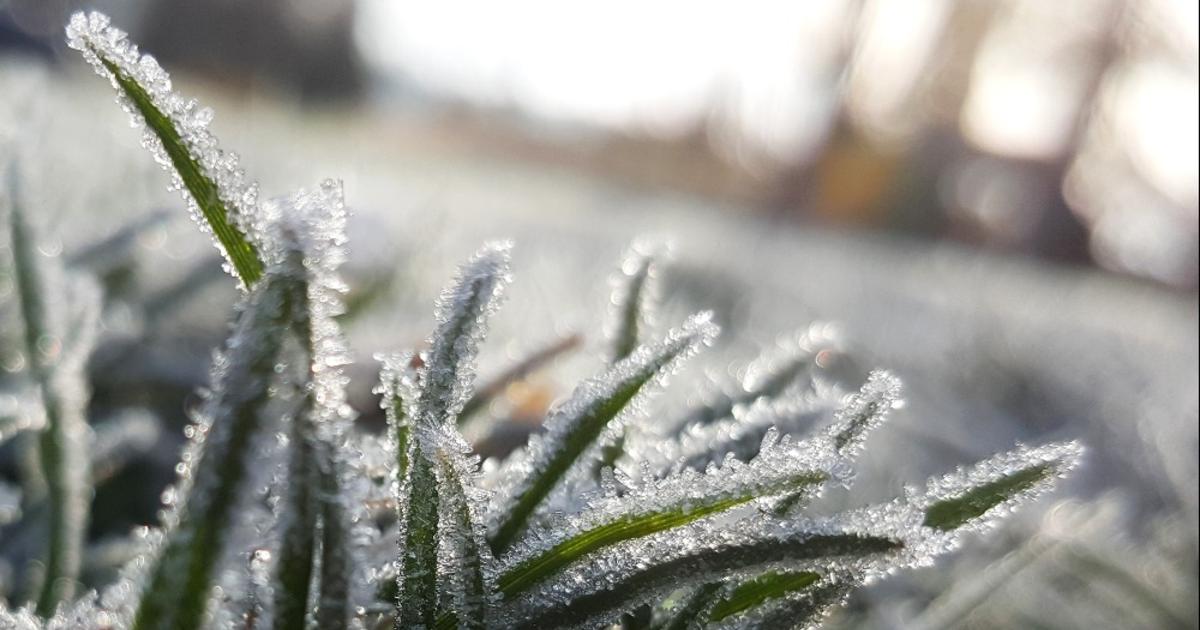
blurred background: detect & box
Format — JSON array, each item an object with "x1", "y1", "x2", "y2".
[{"x1": 1, "y1": 0, "x2": 1197, "y2": 628}]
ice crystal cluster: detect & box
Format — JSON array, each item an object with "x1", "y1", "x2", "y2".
[{"x1": 0, "y1": 12, "x2": 1083, "y2": 630}]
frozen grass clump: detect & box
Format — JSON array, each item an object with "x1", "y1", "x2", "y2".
[{"x1": 0, "y1": 12, "x2": 1083, "y2": 629}]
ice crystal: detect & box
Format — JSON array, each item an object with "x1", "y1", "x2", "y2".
[{"x1": 3, "y1": 160, "x2": 100, "y2": 615}]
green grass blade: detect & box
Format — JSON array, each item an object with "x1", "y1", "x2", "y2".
[
  {"x1": 829, "y1": 371, "x2": 901, "y2": 456},
  {"x1": 488, "y1": 313, "x2": 718, "y2": 555},
  {"x1": 498, "y1": 430, "x2": 831, "y2": 596},
  {"x1": 434, "y1": 447, "x2": 491, "y2": 629},
  {"x1": 706, "y1": 570, "x2": 820, "y2": 621},
  {"x1": 67, "y1": 12, "x2": 264, "y2": 288},
  {"x1": 3, "y1": 162, "x2": 96, "y2": 616},
  {"x1": 415, "y1": 242, "x2": 511, "y2": 428},
  {"x1": 272, "y1": 407, "x2": 317, "y2": 630},
  {"x1": 514, "y1": 532, "x2": 900, "y2": 628},
  {"x1": 607, "y1": 240, "x2": 664, "y2": 363},
  {"x1": 921, "y1": 442, "x2": 1083, "y2": 531},
  {"x1": 397, "y1": 441, "x2": 440, "y2": 628},
  {"x1": 718, "y1": 575, "x2": 853, "y2": 629},
  {"x1": 131, "y1": 273, "x2": 297, "y2": 630},
  {"x1": 669, "y1": 325, "x2": 839, "y2": 430},
  {"x1": 314, "y1": 441, "x2": 351, "y2": 630}
]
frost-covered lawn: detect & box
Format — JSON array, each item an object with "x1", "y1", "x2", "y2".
[{"x1": 0, "y1": 12, "x2": 1195, "y2": 628}]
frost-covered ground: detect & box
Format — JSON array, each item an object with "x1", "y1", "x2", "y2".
[{"x1": 3, "y1": 59, "x2": 1197, "y2": 627}]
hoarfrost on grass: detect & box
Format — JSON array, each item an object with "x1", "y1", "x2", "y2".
[
  {"x1": 65, "y1": 11, "x2": 265, "y2": 287},
  {"x1": 0, "y1": 12, "x2": 1091, "y2": 628},
  {"x1": 486, "y1": 312, "x2": 720, "y2": 552}
]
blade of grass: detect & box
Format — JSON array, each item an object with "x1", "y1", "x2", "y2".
[
  {"x1": 272, "y1": 400, "x2": 318, "y2": 630},
  {"x1": 314, "y1": 440, "x2": 350, "y2": 630},
  {"x1": 67, "y1": 12, "x2": 264, "y2": 288},
  {"x1": 724, "y1": 576, "x2": 852, "y2": 629},
  {"x1": 706, "y1": 570, "x2": 820, "y2": 621},
  {"x1": 397, "y1": 440, "x2": 440, "y2": 628},
  {"x1": 131, "y1": 272, "x2": 298, "y2": 630},
  {"x1": 653, "y1": 584, "x2": 721, "y2": 630},
  {"x1": 921, "y1": 442, "x2": 1082, "y2": 532},
  {"x1": 488, "y1": 314, "x2": 718, "y2": 555},
  {"x1": 514, "y1": 532, "x2": 900, "y2": 629},
  {"x1": 434, "y1": 447, "x2": 491, "y2": 629},
  {"x1": 498, "y1": 434, "x2": 831, "y2": 596},
  {"x1": 607, "y1": 240, "x2": 664, "y2": 363},
  {"x1": 4, "y1": 162, "x2": 96, "y2": 616}
]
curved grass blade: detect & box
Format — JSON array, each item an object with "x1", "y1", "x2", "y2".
[
  {"x1": 3, "y1": 162, "x2": 97, "y2": 616},
  {"x1": 828, "y1": 371, "x2": 901, "y2": 457},
  {"x1": 389, "y1": 243, "x2": 511, "y2": 627},
  {"x1": 513, "y1": 529, "x2": 900, "y2": 629},
  {"x1": 415, "y1": 242, "x2": 511, "y2": 428},
  {"x1": 706, "y1": 570, "x2": 820, "y2": 622},
  {"x1": 711, "y1": 574, "x2": 853, "y2": 629},
  {"x1": 487, "y1": 313, "x2": 719, "y2": 555},
  {"x1": 131, "y1": 272, "x2": 299, "y2": 630},
  {"x1": 397, "y1": 439, "x2": 440, "y2": 628},
  {"x1": 607, "y1": 239, "x2": 665, "y2": 363},
  {"x1": 919, "y1": 442, "x2": 1083, "y2": 532},
  {"x1": 66, "y1": 12, "x2": 264, "y2": 288},
  {"x1": 497, "y1": 429, "x2": 836, "y2": 596}
]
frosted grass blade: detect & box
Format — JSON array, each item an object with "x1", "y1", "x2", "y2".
[
  {"x1": 917, "y1": 442, "x2": 1084, "y2": 532},
  {"x1": 669, "y1": 325, "x2": 841, "y2": 430},
  {"x1": 606, "y1": 239, "x2": 665, "y2": 363},
  {"x1": 414, "y1": 242, "x2": 511, "y2": 428},
  {"x1": 654, "y1": 583, "x2": 721, "y2": 630},
  {"x1": 3, "y1": 162, "x2": 97, "y2": 616},
  {"x1": 66, "y1": 12, "x2": 264, "y2": 288},
  {"x1": 433, "y1": 446, "x2": 492, "y2": 629},
  {"x1": 267, "y1": 183, "x2": 354, "y2": 630},
  {"x1": 706, "y1": 570, "x2": 820, "y2": 622},
  {"x1": 829, "y1": 371, "x2": 901, "y2": 457},
  {"x1": 314, "y1": 441, "x2": 351, "y2": 630},
  {"x1": 513, "y1": 529, "x2": 900, "y2": 628},
  {"x1": 131, "y1": 272, "x2": 298, "y2": 630},
  {"x1": 488, "y1": 313, "x2": 719, "y2": 554},
  {"x1": 389, "y1": 243, "x2": 510, "y2": 627},
  {"x1": 272, "y1": 405, "x2": 317, "y2": 630},
  {"x1": 497, "y1": 429, "x2": 836, "y2": 596},
  {"x1": 710, "y1": 574, "x2": 853, "y2": 629}
]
